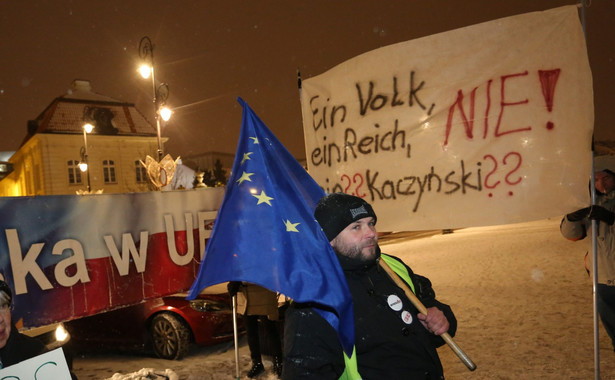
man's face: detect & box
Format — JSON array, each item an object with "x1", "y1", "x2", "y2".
[
  {"x1": 331, "y1": 216, "x2": 378, "y2": 261},
  {"x1": 0, "y1": 302, "x2": 11, "y2": 349},
  {"x1": 595, "y1": 171, "x2": 615, "y2": 194}
]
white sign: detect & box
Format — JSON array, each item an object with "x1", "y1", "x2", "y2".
[
  {"x1": 301, "y1": 6, "x2": 593, "y2": 231},
  {"x1": 0, "y1": 348, "x2": 71, "y2": 379}
]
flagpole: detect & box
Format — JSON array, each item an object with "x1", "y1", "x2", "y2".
[
  {"x1": 590, "y1": 144, "x2": 600, "y2": 380},
  {"x1": 232, "y1": 294, "x2": 241, "y2": 380},
  {"x1": 297, "y1": 68, "x2": 302, "y2": 105},
  {"x1": 579, "y1": 1, "x2": 600, "y2": 378},
  {"x1": 379, "y1": 260, "x2": 477, "y2": 371}
]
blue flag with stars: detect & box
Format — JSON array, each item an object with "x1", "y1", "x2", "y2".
[{"x1": 187, "y1": 97, "x2": 354, "y2": 355}]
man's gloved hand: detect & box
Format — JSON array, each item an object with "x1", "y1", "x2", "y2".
[
  {"x1": 588, "y1": 206, "x2": 615, "y2": 225},
  {"x1": 227, "y1": 281, "x2": 241, "y2": 297},
  {"x1": 566, "y1": 207, "x2": 590, "y2": 222}
]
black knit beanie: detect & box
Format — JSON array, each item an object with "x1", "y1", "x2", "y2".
[
  {"x1": 314, "y1": 193, "x2": 377, "y2": 241},
  {"x1": 0, "y1": 280, "x2": 12, "y2": 305}
]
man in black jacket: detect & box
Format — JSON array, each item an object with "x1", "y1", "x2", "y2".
[{"x1": 282, "y1": 193, "x2": 457, "y2": 379}]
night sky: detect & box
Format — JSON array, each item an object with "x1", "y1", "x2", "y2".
[{"x1": 1, "y1": 1, "x2": 612, "y2": 160}]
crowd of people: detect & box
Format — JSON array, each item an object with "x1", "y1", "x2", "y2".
[{"x1": 3, "y1": 155, "x2": 613, "y2": 380}]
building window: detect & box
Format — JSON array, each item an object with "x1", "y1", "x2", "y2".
[
  {"x1": 67, "y1": 160, "x2": 82, "y2": 184},
  {"x1": 33, "y1": 163, "x2": 41, "y2": 194},
  {"x1": 103, "y1": 160, "x2": 116, "y2": 183},
  {"x1": 135, "y1": 160, "x2": 147, "y2": 183}
]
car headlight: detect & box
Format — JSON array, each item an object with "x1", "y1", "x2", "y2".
[
  {"x1": 189, "y1": 299, "x2": 228, "y2": 312},
  {"x1": 22, "y1": 322, "x2": 71, "y2": 350},
  {"x1": 45, "y1": 323, "x2": 70, "y2": 350},
  {"x1": 55, "y1": 324, "x2": 69, "y2": 343}
]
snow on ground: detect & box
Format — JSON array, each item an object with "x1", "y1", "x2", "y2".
[
  {"x1": 73, "y1": 338, "x2": 272, "y2": 380},
  {"x1": 73, "y1": 218, "x2": 615, "y2": 379}
]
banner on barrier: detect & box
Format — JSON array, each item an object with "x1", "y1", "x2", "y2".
[{"x1": 0, "y1": 188, "x2": 224, "y2": 328}]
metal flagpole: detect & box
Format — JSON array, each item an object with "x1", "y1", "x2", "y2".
[
  {"x1": 591, "y1": 151, "x2": 600, "y2": 380},
  {"x1": 232, "y1": 294, "x2": 241, "y2": 380},
  {"x1": 578, "y1": 2, "x2": 600, "y2": 378}
]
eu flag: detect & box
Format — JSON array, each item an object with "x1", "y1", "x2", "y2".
[{"x1": 187, "y1": 97, "x2": 354, "y2": 355}]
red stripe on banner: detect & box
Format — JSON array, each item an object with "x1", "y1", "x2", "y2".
[{"x1": 17, "y1": 228, "x2": 206, "y2": 328}]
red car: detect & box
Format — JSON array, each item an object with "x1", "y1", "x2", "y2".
[{"x1": 65, "y1": 291, "x2": 241, "y2": 360}]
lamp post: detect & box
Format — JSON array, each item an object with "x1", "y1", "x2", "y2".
[
  {"x1": 139, "y1": 36, "x2": 172, "y2": 162},
  {"x1": 79, "y1": 108, "x2": 94, "y2": 193},
  {"x1": 79, "y1": 146, "x2": 90, "y2": 192}
]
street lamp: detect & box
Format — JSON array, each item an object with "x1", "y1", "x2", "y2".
[
  {"x1": 139, "y1": 36, "x2": 172, "y2": 162},
  {"x1": 80, "y1": 107, "x2": 94, "y2": 192}
]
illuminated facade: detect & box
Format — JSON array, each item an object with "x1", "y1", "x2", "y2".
[{"x1": 0, "y1": 80, "x2": 164, "y2": 196}]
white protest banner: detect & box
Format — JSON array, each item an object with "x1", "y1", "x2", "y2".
[
  {"x1": 301, "y1": 6, "x2": 593, "y2": 231},
  {"x1": 0, "y1": 348, "x2": 71, "y2": 379}
]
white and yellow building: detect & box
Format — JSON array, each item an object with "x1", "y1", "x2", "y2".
[{"x1": 0, "y1": 80, "x2": 164, "y2": 196}]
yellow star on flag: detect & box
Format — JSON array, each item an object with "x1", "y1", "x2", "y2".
[
  {"x1": 253, "y1": 190, "x2": 274, "y2": 206},
  {"x1": 249, "y1": 137, "x2": 259, "y2": 144},
  {"x1": 236, "y1": 171, "x2": 255, "y2": 185},
  {"x1": 284, "y1": 220, "x2": 300, "y2": 232},
  {"x1": 241, "y1": 152, "x2": 253, "y2": 165}
]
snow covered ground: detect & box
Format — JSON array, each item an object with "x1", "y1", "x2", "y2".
[{"x1": 73, "y1": 218, "x2": 615, "y2": 379}]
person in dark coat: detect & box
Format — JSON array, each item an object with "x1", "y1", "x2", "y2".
[
  {"x1": 0, "y1": 280, "x2": 46, "y2": 369},
  {"x1": 0, "y1": 280, "x2": 78, "y2": 379},
  {"x1": 228, "y1": 282, "x2": 283, "y2": 378},
  {"x1": 282, "y1": 193, "x2": 457, "y2": 379}
]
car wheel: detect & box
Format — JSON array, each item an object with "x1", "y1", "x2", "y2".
[{"x1": 150, "y1": 312, "x2": 191, "y2": 360}]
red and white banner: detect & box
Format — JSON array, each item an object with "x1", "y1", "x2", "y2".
[
  {"x1": 0, "y1": 188, "x2": 224, "y2": 328},
  {"x1": 301, "y1": 6, "x2": 593, "y2": 231}
]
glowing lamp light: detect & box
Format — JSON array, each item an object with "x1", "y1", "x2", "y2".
[
  {"x1": 139, "y1": 36, "x2": 171, "y2": 161},
  {"x1": 139, "y1": 64, "x2": 152, "y2": 79},
  {"x1": 78, "y1": 162, "x2": 88, "y2": 172},
  {"x1": 159, "y1": 106, "x2": 172, "y2": 122},
  {"x1": 55, "y1": 324, "x2": 69, "y2": 342},
  {"x1": 83, "y1": 122, "x2": 94, "y2": 133}
]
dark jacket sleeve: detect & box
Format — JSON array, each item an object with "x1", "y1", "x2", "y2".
[{"x1": 282, "y1": 303, "x2": 345, "y2": 380}]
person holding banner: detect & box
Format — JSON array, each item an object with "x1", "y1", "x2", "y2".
[
  {"x1": 561, "y1": 156, "x2": 615, "y2": 350},
  {"x1": 228, "y1": 282, "x2": 284, "y2": 378},
  {"x1": 0, "y1": 280, "x2": 79, "y2": 378},
  {"x1": 0, "y1": 280, "x2": 46, "y2": 369},
  {"x1": 282, "y1": 193, "x2": 456, "y2": 379}
]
